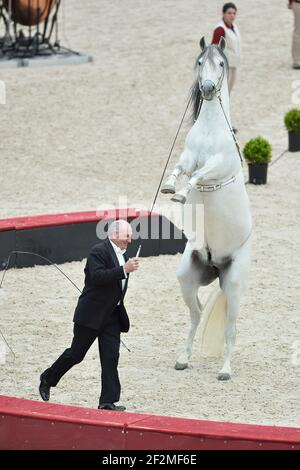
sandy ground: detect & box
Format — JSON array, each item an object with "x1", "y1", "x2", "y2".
[{"x1": 0, "y1": 1, "x2": 299, "y2": 427}]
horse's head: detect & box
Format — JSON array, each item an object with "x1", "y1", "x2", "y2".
[{"x1": 196, "y1": 36, "x2": 228, "y2": 101}]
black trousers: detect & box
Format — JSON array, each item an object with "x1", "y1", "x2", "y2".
[{"x1": 42, "y1": 308, "x2": 121, "y2": 405}]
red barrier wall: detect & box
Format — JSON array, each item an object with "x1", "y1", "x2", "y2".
[
  {"x1": 0, "y1": 209, "x2": 185, "y2": 269},
  {"x1": 0, "y1": 396, "x2": 299, "y2": 450},
  {"x1": 0, "y1": 209, "x2": 157, "y2": 232}
]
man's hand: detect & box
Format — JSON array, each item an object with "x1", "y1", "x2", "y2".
[
  {"x1": 288, "y1": 1, "x2": 293, "y2": 9},
  {"x1": 124, "y1": 257, "x2": 140, "y2": 273}
]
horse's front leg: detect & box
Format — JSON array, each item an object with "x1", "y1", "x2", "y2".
[
  {"x1": 161, "y1": 164, "x2": 183, "y2": 194},
  {"x1": 161, "y1": 148, "x2": 197, "y2": 195},
  {"x1": 171, "y1": 171, "x2": 201, "y2": 204},
  {"x1": 171, "y1": 153, "x2": 226, "y2": 204}
]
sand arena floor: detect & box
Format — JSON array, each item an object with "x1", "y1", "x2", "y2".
[{"x1": 0, "y1": 0, "x2": 299, "y2": 426}]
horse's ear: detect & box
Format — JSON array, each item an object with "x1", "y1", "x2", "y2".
[
  {"x1": 218, "y1": 36, "x2": 226, "y2": 51},
  {"x1": 199, "y1": 36, "x2": 206, "y2": 50}
]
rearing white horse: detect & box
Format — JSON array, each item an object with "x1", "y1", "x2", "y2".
[{"x1": 161, "y1": 37, "x2": 252, "y2": 380}]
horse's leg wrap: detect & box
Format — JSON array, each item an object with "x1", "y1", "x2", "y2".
[
  {"x1": 171, "y1": 182, "x2": 192, "y2": 204},
  {"x1": 161, "y1": 166, "x2": 182, "y2": 194}
]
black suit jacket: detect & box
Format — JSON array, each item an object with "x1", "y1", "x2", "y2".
[{"x1": 73, "y1": 239, "x2": 130, "y2": 332}]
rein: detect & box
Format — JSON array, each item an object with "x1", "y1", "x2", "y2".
[
  {"x1": 150, "y1": 94, "x2": 193, "y2": 213},
  {"x1": 198, "y1": 68, "x2": 243, "y2": 168},
  {"x1": 217, "y1": 93, "x2": 244, "y2": 167}
]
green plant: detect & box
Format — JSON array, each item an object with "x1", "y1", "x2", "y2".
[
  {"x1": 284, "y1": 108, "x2": 300, "y2": 132},
  {"x1": 243, "y1": 137, "x2": 272, "y2": 165}
]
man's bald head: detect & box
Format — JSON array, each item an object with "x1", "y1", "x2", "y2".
[{"x1": 108, "y1": 220, "x2": 133, "y2": 250}]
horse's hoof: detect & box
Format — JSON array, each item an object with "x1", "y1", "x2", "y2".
[
  {"x1": 217, "y1": 373, "x2": 231, "y2": 381},
  {"x1": 171, "y1": 193, "x2": 186, "y2": 204},
  {"x1": 175, "y1": 362, "x2": 188, "y2": 370},
  {"x1": 161, "y1": 184, "x2": 175, "y2": 194}
]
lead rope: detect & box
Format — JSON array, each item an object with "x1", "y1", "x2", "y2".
[
  {"x1": 217, "y1": 91, "x2": 255, "y2": 248},
  {"x1": 217, "y1": 94, "x2": 244, "y2": 167},
  {"x1": 150, "y1": 94, "x2": 193, "y2": 214},
  {"x1": 217, "y1": 93, "x2": 254, "y2": 246}
]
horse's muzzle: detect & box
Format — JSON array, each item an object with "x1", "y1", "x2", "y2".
[{"x1": 200, "y1": 80, "x2": 215, "y2": 100}]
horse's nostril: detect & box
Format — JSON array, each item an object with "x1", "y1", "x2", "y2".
[{"x1": 202, "y1": 81, "x2": 215, "y2": 95}]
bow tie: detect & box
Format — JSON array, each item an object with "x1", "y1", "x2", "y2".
[{"x1": 115, "y1": 247, "x2": 126, "y2": 255}]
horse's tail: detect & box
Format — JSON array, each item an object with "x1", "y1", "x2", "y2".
[{"x1": 199, "y1": 285, "x2": 227, "y2": 357}]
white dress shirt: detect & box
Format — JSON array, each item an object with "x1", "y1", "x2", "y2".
[{"x1": 109, "y1": 239, "x2": 127, "y2": 294}]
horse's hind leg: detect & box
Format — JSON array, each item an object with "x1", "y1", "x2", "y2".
[
  {"x1": 217, "y1": 243, "x2": 251, "y2": 381},
  {"x1": 175, "y1": 249, "x2": 202, "y2": 370},
  {"x1": 217, "y1": 283, "x2": 241, "y2": 381}
]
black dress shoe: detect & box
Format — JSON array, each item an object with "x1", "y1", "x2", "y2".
[
  {"x1": 39, "y1": 375, "x2": 50, "y2": 402},
  {"x1": 98, "y1": 403, "x2": 126, "y2": 411}
]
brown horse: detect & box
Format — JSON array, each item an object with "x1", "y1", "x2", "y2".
[{"x1": 3, "y1": 0, "x2": 55, "y2": 26}]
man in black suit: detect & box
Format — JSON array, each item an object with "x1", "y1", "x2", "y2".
[{"x1": 39, "y1": 220, "x2": 139, "y2": 411}]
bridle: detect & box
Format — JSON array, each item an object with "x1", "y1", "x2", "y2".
[
  {"x1": 217, "y1": 92, "x2": 243, "y2": 167},
  {"x1": 198, "y1": 60, "x2": 225, "y2": 98}
]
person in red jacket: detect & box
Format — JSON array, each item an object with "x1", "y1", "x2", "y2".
[
  {"x1": 211, "y1": 3, "x2": 241, "y2": 95},
  {"x1": 288, "y1": 1, "x2": 300, "y2": 68}
]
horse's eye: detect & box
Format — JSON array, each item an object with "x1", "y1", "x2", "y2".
[
  {"x1": 198, "y1": 59, "x2": 202, "y2": 66},
  {"x1": 220, "y1": 61, "x2": 224, "y2": 67}
]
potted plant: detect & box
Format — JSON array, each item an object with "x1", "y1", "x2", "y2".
[
  {"x1": 284, "y1": 108, "x2": 300, "y2": 152},
  {"x1": 243, "y1": 136, "x2": 272, "y2": 185}
]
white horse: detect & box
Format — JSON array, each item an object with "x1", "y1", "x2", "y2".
[{"x1": 161, "y1": 37, "x2": 252, "y2": 380}]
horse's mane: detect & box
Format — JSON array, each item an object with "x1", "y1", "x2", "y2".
[{"x1": 190, "y1": 45, "x2": 229, "y2": 122}]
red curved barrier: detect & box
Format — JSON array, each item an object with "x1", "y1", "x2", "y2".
[
  {"x1": 0, "y1": 396, "x2": 299, "y2": 450},
  {"x1": 0, "y1": 209, "x2": 183, "y2": 270},
  {"x1": 0, "y1": 212, "x2": 298, "y2": 450},
  {"x1": 0, "y1": 209, "x2": 157, "y2": 232}
]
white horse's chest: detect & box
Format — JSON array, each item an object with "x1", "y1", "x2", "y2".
[{"x1": 187, "y1": 125, "x2": 232, "y2": 169}]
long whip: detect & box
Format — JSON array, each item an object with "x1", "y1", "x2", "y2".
[{"x1": 0, "y1": 251, "x2": 131, "y2": 353}]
